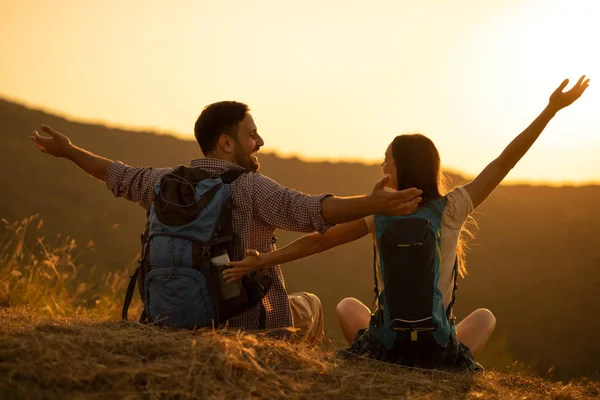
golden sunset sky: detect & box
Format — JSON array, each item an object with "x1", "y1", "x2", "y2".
[{"x1": 1, "y1": 0, "x2": 598, "y2": 184}]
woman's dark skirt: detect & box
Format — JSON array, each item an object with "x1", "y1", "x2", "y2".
[{"x1": 343, "y1": 328, "x2": 483, "y2": 372}]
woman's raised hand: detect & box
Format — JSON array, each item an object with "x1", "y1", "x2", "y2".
[
  {"x1": 548, "y1": 75, "x2": 590, "y2": 113},
  {"x1": 222, "y1": 249, "x2": 266, "y2": 282}
]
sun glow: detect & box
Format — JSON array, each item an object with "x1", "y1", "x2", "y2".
[
  {"x1": 430, "y1": 0, "x2": 600, "y2": 184},
  {"x1": 1, "y1": 0, "x2": 599, "y2": 184}
]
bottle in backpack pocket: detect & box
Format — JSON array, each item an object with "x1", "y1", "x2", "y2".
[{"x1": 211, "y1": 250, "x2": 242, "y2": 300}]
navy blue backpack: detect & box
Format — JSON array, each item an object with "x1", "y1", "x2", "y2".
[
  {"x1": 369, "y1": 197, "x2": 458, "y2": 349},
  {"x1": 122, "y1": 166, "x2": 271, "y2": 328}
]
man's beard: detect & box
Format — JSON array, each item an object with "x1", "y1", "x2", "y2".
[{"x1": 234, "y1": 147, "x2": 260, "y2": 171}]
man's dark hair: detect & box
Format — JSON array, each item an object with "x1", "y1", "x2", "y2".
[{"x1": 194, "y1": 101, "x2": 250, "y2": 155}]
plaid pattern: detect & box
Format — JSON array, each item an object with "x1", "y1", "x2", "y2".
[
  {"x1": 106, "y1": 158, "x2": 333, "y2": 331},
  {"x1": 343, "y1": 328, "x2": 483, "y2": 372}
]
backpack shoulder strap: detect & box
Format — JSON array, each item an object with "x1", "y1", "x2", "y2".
[
  {"x1": 446, "y1": 256, "x2": 459, "y2": 322},
  {"x1": 433, "y1": 195, "x2": 457, "y2": 322},
  {"x1": 372, "y1": 243, "x2": 379, "y2": 306},
  {"x1": 429, "y1": 196, "x2": 448, "y2": 217},
  {"x1": 219, "y1": 169, "x2": 249, "y2": 184}
]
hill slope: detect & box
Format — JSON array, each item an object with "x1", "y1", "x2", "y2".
[
  {"x1": 1, "y1": 307, "x2": 599, "y2": 400},
  {"x1": 2, "y1": 98, "x2": 600, "y2": 381}
]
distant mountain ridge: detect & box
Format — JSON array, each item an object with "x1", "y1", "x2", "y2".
[{"x1": 2, "y1": 98, "x2": 600, "y2": 381}]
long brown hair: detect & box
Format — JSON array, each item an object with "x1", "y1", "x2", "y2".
[{"x1": 391, "y1": 134, "x2": 475, "y2": 277}]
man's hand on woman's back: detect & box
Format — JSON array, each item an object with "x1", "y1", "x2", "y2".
[
  {"x1": 367, "y1": 174, "x2": 422, "y2": 216},
  {"x1": 320, "y1": 175, "x2": 422, "y2": 225}
]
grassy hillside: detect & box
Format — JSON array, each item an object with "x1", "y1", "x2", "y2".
[
  {"x1": 2, "y1": 98, "x2": 600, "y2": 381},
  {"x1": 2, "y1": 307, "x2": 599, "y2": 400},
  {"x1": 5, "y1": 215, "x2": 598, "y2": 399}
]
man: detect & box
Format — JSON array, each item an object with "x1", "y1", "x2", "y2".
[{"x1": 31, "y1": 101, "x2": 422, "y2": 342}]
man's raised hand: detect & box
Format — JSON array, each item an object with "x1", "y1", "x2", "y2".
[{"x1": 30, "y1": 125, "x2": 74, "y2": 158}]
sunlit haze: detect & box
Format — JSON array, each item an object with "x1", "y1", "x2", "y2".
[{"x1": 2, "y1": 0, "x2": 598, "y2": 184}]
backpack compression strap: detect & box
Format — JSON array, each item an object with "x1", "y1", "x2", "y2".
[
  {"x1": 121, "y1": 266, "x2": 149, "y2": 323},
  {"x1": 123, "y1": 224, "x2": 150, "y2": 323},
  {"x1": 122, "y1": 266, "x2": 139, "y2": 321}
]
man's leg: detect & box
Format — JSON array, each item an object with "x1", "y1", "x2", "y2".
[
  {"x1": 288, "y1": 292, "x2": 324, "y2": 344},
  {"x1": 335, "y1": 297, "x2": 371, "y2": 345},
  {"x1": 456, "y1": 308, "x2": 496, "y2": 356}
]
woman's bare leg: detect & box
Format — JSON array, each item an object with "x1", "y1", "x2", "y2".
[
  {"x1": 456, "y1": 308, "x2": 496, "y2": 356},
  {"x1": 336, "y1": 297, "x2": 372, "y2": 344}
]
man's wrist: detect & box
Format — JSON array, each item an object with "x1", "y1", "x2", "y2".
[
  {"x1": 363, "y1": 193, "x2": 378, "y2": 215},
  {"x1": 65, "y1": 143, "x2": 78, "y2": 161}
]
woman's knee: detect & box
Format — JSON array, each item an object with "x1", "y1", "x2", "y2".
[
  {"x1": 336, "y1": 297, "x2": 369, "y2": 322},
  {"x1": 336, "y1": 297, "x2": 360, "y2": 315},
  {"x1": 473, "y1": 308, "x2": 496, "y2": 333}
]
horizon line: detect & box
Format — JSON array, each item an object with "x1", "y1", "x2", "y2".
[{"x1": 3, "y1": 94, "x2": 599, "y2": 188}]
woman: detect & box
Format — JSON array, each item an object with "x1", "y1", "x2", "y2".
[{"x1": 223, "y1": 76, "x2": 590, "y2": 370}]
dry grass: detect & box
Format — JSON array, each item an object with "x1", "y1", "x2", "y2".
[
  {"x1": 1, "y1": 308, "x2": 599, "y2": 400},
  {"x1": 1, "y1": 216, "x2": 599, "y2": 399},
  {"x1": 0, "y1": 215, "x2": 140, "y2": 318}
]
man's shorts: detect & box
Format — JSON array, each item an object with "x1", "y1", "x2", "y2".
[{"x1": 288, "y1": 292, "x2": 324, "y2": 344}]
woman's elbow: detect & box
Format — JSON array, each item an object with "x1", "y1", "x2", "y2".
[{"x1": 311, "y1": 235, "x2": 335, "y2": 254}]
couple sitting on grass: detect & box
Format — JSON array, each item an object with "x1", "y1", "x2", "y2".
[{"x1": 31, "y1": 76, "x2": 589, "y2": 372}]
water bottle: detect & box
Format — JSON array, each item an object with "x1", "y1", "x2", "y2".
[{"x1": 211, "y1": 248, "x2": 242, "y2": 300}]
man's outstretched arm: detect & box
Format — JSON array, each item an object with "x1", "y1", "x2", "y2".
[
  {"x1": 31, "y1": 125, "x2": 113, "y2": 181},
  {"x1": 320, "y1": 174, "x2": 422, "y2": 224},
  {"x1": 251, "y1": 173, "x2": 422, "y2": 234},
  {"x1": 31, "y1": 125, "x2": 170, "y2": 210}
]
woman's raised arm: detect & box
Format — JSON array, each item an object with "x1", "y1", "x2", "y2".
[{"x1": 465, "y1": 76, "x2": 590, "y2": 209}]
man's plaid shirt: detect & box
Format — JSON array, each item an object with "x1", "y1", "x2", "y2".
[{"x1": 106, "y1": 157, "x2": 332, "y2": 331}]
